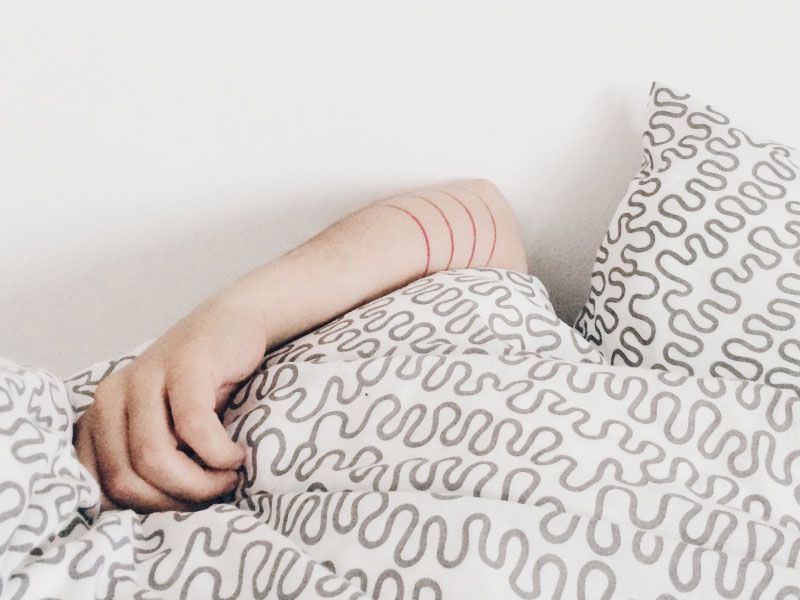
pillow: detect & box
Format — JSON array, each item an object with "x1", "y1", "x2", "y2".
[{"x1": 576, "y1": 82, "x2": 800, "y2": 394}]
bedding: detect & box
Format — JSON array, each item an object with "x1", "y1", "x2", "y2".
[
  {"x1": 3, "y1": 268, "x2": 800, "y2": 599},
  {"x1": 576, "y1": 82, "x2": 800, "y2": 395}
]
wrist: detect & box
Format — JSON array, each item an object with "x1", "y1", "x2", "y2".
[{"x1": 200, "y1": 284, "x2": 274, "y2": 352}]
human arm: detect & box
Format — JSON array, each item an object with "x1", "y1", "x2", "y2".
[{"x1": 75, "y1": 179, "x2": 527, "y2": 512}]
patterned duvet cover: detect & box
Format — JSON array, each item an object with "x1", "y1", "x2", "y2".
[{"x1": 2, "y1": 269, "x2": 799, "y2": 599}]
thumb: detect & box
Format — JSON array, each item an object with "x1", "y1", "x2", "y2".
[{"x1": 166, "y1": 365, "x2": 245, "y2": 470}]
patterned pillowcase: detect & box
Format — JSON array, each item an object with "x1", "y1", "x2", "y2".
[{"x1": 576, "y1": 83, "x2": 800, "y2": 395}]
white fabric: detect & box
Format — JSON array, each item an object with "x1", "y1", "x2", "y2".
[
  {"x1": 577, "y1": 83, "x2": 800, "y2": 396},
  {"x1": 2, "y1": 269, "x2": 800, "y2": 599}
]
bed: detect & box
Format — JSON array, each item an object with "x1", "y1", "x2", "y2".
[
  {"x1": 3, "y1": 268, "x2": 800, "y2": 599},
  {"x1": 3, "y1": 81, "x2": 800, "y2": 599}
]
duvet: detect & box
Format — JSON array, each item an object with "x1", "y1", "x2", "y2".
[{"x1": 2, "y1": 269, "x2": 800, "y2": 599}]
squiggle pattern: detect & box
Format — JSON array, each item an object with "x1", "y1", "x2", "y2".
[
  {"x1": 3, "y1": 268, "x2": 800, "y2": 598},
  {"x1": 576, "y1": 82, "x2": 800, "y2": 396}
]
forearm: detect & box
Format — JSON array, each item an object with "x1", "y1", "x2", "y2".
[
  {"x1": 75, "y1": 180, "x2": 526, "y2": 511},
  {"x1": 212, "y1": 179, "x2": 527, "y2": 351}
]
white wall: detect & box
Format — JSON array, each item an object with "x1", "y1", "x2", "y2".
[{"x1": 2, "y1": 1, "x2": 799, "y2": 376}]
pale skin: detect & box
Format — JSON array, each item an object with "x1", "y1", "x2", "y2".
[{"x1": 74, "y1": 179, "x2": 528, "y2": 512}]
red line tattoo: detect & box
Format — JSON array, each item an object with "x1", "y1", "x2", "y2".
[
  {"x1": 475, "y1": 193, "x2": 497, "y2": 264},
  {"x1": 383, "y1": 204, "x2": 431, "y2": 275},
  {"x1": 411, "y1": 194, "x2": 454, "y2": 269},
  {"x1": 437, "y1": 190, "x2": 477, "y2": 267}
]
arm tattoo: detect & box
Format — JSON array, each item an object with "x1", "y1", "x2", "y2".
[
  {"x1": 382, "y1": 203, "x2": 431, "y2": 275},
  {"x1": 471, "y1": 190, "x2": 497, "y2": 264},
  {"x1": 411, "y1": 194, "x2": 455, "y2": 269},
  {"x1": 437, "y1": 189, "x2": 477, "y2": 268},
  {"x1": 379, "y1": 188, "x2": 498, "y2": 275}
]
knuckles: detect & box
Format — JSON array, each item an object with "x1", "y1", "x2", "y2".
[
  {"x1": 93, "y1": 373, "x2": 123, "y2": 406},
  {"x1": 103, "y1": 471, "x2": 137, "y2": 503},
  {"x1": 130, "y1": 445, "x2": 163, "y2": 477}
]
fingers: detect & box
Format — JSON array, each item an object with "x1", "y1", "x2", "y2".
[
  {"x1": 126, "y1": 371, "x2": 239, "y2": 502},
  {"x1": 84, "y1": 350, "x2": 246, "y2": 513},
  {"x1": 74, "y1": 415, "x2": 98, "y2": 480},
  {"x1": 74, "y1": 416, "x2": 116, "y2": 511},
  {"x1": 91, "y1": 377, "x2": 192, "y2": 513},
  {"x1": 166, "y1": 363, "x2": 246, "y2": 471}
]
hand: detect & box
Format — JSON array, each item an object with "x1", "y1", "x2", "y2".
[{"x1": 74, "y1": 293, "x2": 267, "y2": 512}]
